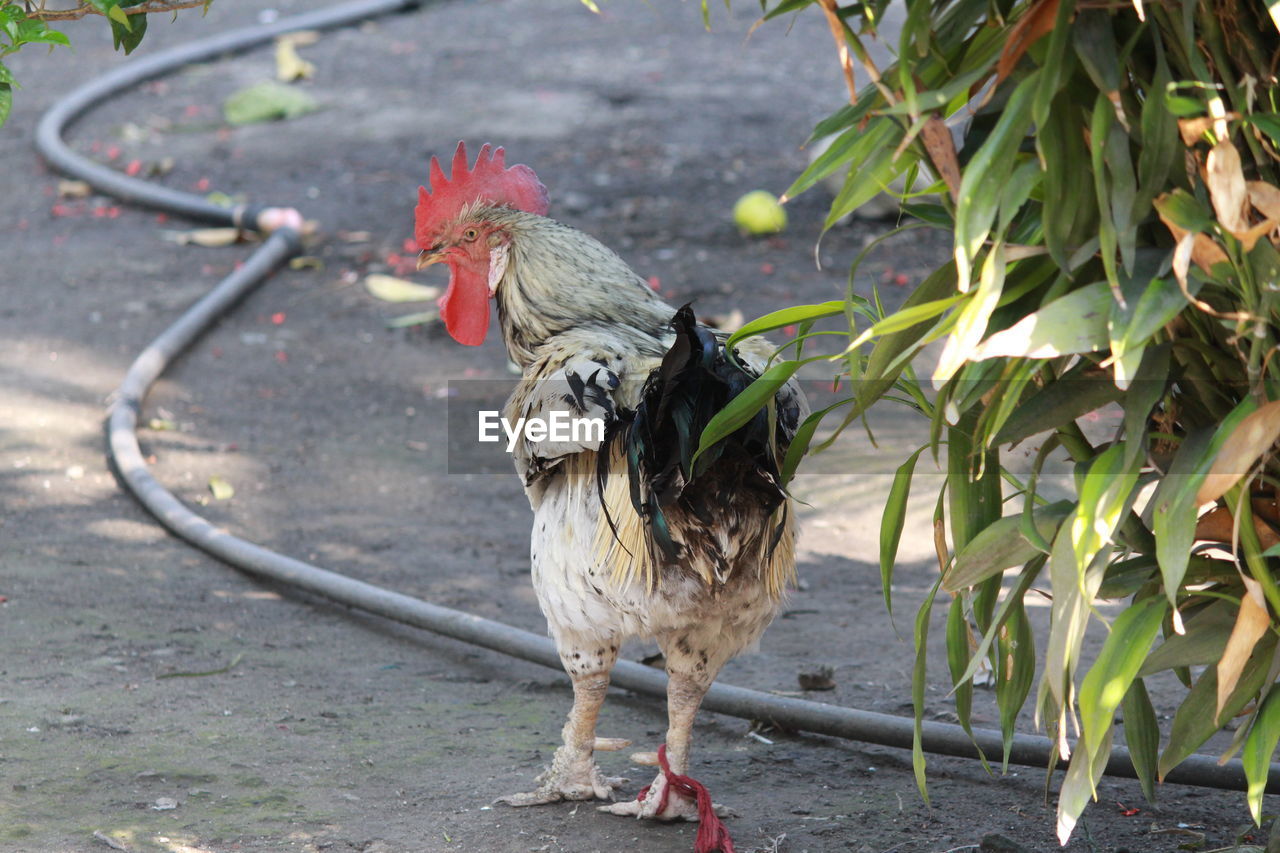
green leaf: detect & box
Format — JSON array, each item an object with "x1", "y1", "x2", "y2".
[
  {"x1": 108, "y1": 3, "x2": 146, "y2": 54},
  {"x1": 107, "y1": 4, "x2": 132, "y2": 30},
  {"x1": 855, "y1": 262, "x2": 959, "y2": 411},
  {"x1": 1120, "y1": 344, "x2": 1169, "y2": 469},
  {"x1": 726, "y1": 301, "x2": 845, "y2": 350},
  {"x1": 1245, "y1": 113, "x2": 1280, "y2": 149},
  {"x1": 996, "y1": 596, "x2": 1035, "y2": 770},
  {"x1": 0, "y1": 81, "x2": 10, "y2": 129},
  {"x1": 1151, "y1": 398, "x2": 1257, "y2": 604},
  {"x1": 1159, "y1": 634, "x2": 1277, "y2": 779},
  {"x1": 992, "y1": 364, "x2": 1122, "y2": 447},
  {"x1": 971, "y1": 281, "x2": 1112, "y2": 361},
  {"x1": 1078, "y1": 596, "x2": 1168, "y2": 763},
  {"x1": 1057, "y1": 721, "x2": 1112, "y2": 844},
  {"x1": 935, "y1": 243, "x2": 1005, "y2": 385},
  {"x1": 1121, "y1": 678, "x2": 1160, "y2": 804},
  {"x1": 880, "y1": 445, "x2": 929, "y2": 620},
  {"x1": 911, "y1": 578, "x2": 944, "y2": 804},
  {"x1": 223, "y1": 81, "x2": 319, "y2": 125},
  {"x1": 1153, "y1": 188, "x2": 1215, "y2": 233},
  {"x1": 1138, "y1": 599, "x2": 1235, "y2": 676},
  {"x1": 1242, "y1": 687, "x2": 1280, "y2": 824},
  {"x1": 945, "y1": 501, "x2": 1073, "y2": 592},
  {"x1": 785, "y1": 119, "x2": 897, "y2": 201},
  {"x1": 953, "y1": 73, "x2": 1038, "y2": 291},
  {"x1": 692, "y1": 361, "x2": 800, "y2": 466}
]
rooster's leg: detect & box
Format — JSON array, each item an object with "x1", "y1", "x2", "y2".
[
  {"x1": 601, "y1": 635, "x2": 727, "y2": 821},
  {"x1": 496, "y1": 641, "x2": 626, "y2": 806}
]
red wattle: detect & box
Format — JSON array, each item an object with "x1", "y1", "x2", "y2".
[{"x1": 439, "y1": 266, "x2": 491, "y2": 346}]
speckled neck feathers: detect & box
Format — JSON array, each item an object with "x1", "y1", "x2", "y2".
[{"x1": 478, "y1": 207, "x2": 673, "y2": 367}]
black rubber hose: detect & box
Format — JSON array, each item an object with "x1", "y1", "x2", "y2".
[{"x1": 37, "y1": 0, "x2": 1280, "y2": 801}]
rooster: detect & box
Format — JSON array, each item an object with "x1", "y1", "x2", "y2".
[{"x1": 413, "y1": 142, "x2": 806, "y2": 843}]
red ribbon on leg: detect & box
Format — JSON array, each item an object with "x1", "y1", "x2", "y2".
[{"x1": 636, "y1": 744, "x2": 734, "y2": 853}]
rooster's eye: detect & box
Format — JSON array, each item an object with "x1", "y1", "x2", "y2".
[{"x1": 463, "y1": 227, "x2": 479, "y2": 241}]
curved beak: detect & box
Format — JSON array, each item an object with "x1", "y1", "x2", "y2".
[{"x1": 416, "y1": 248, "x2": 445, "y2": 271}]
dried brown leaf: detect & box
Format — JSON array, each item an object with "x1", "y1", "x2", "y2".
[
  {"x1": 995, "y1": 0, "x2": 1060, "y2": 89},
  {"x1": 1192, "y1": 505, "x2": 1280, "y2": 549},
  {"x1": 1232, "y1": 218, "x2": 1277, "y2": 253},
  {"x1": 1197, "y1": 400, "x2": 1280, "y2": 505},
  {"x1": 1216, "y1": 576, "x2": 1270, "y2": 718},
  {"x1": 1206, "y1": 140, "x2": 1250, "y2": 234},
  {"x1": 1158, "y1": 214, "x2": 1229, "y2": 278},
  {"x1": 921, "y1": 116, "x2": 961, "y2": 204},
  {"x1": 1178, "y1": 113, "x2": 1241, "y2": 147},
  {"x1": 1247, "y1": 181, "x2": 1280, "y2": 222}
]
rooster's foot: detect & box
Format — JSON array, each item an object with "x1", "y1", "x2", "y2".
[
  {"x1": 597, "y1": 773, "x2": 731, "y2": 821},
  {"x1": 495, "y1": 746, "x2": 627, "y2": 807}
]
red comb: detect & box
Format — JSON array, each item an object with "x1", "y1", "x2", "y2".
[{"x1": 415, "y1": 142, "x2": 549, "y2": 247}]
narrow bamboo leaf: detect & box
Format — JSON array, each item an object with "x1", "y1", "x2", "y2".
[
  {"x1": 972, "y1": 281, "x2": 1112, "y2": 361},
  {"x1": 1134, "y1": 48, "x2": 1178, "y2": 215},
  {"x1": 780, "y1": 401, "x2": 848, "y2": 486},
  {"x1": 1039, "y1": 91, "x2": 1093, "y2": 268},
  {"x1": 1057, "y1": 722, "x2": 1113, "y2": 844},
  {"x1": 997, "y1": 597, "x2": 1036, "y2": 770},
  {"x1": 1089, "y1": 93, "x2": 1121, "y2": 297},
  {"x1": 1072, "y1": 9, "x2": 1121, "y2": 98},
  {"x1": 1078, "y1": 596, "x2": 1168, "y2": 762},
  {"x1": 1108, "y1": 272, "x2": 1183, "y2": 389},
  {"x1": 726, "y1": 301, "x2": 846, "y2": 349},
  {"x1": 1242, "y1": 687, "x2": 1280, "y2": 824},
  {"x1": 785, "y1": 120, "x2": 894, "y2": 201},
  {"x1": 1070, "y1": 445, "x2": 1142, "y2": 587},
  {"x1": 954, "y1": 73, "x2": 1038, "y2": 292},
  {"x1": 1030, "y1": 0, "x2": 1076, "y2": 130},
  {"x1": 0, "y1": 82, "x2": 10, "y2": 129},
  {"x1": 1159, "y1": 634, "x2": 1277, "y2": 779},
  {"x1": 1044, "y1": 526, "x2": 1106, "y2": 715},
  {"x1": 992, "y1": 365, "x2": 1122, "y2": 447},
  {"x1": 946, "y1": 596, "x2": 979, "y2": 757},
  {"x1": 881, "y1": 445, "x2": 929, "y2": 619},
  {"x1": 935, "y1": 243, "x2": 1006, "y2": 386},
  {"x1": 1138, "y1": 599, "x2": 1234, "y2": 675},
  {"x1": 945, "y1": 501, "x2": 1073, "y2": 592},
  {"x1": 855, "y1": 263, "x2": 961, "y2": 409},
  {"x1": 693, "y1": 361, "x2": 801, "y2": 465},
  {"x1": 1121, "y1": 678, "x2": 1160, "y2": 804},
  {"x1": 1120, "y1": 344, "x2": 1170, "y2": 468},
  {"x1": 1152, "y1": 399, "x2": 1257, "y2": 603},
  {"x1": 825, "y1": 143, "x2": 905, "y2": 228},
  {"x1": 953, "y1": 556, "x2": 1043, "y2": 688},
  {"x1": 912, "y1": 579, "x2": 943, "y2": 804}
]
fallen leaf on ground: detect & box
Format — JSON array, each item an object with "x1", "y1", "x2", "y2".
[
  {"x1": 162, "y1": 227, "x2": 245, "y2": 247},
  {"x1": 57, "y1": 179, "x2": 91, "y2": 198},
  {"x1": 275, "y1": 37, "x2": 315, "y2": 81},
  {"x1": 208, "y1": 476, "x2": 235, "y2": 501},
  {"x1": 798, "y1": 666, "x2": 836, "y2": 690},
  {"x1": 365, "y1": 274, "x2": 440, "y2": 303},
  {"x1": 223, "y1": 81, "x2": 319, "y2": 125}
]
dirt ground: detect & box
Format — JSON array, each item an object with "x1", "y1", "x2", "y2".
[{"x1": 0, "y1": 1, "x2": 1272, "y2": 851}]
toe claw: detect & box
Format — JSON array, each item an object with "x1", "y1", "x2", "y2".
[{"x1": 593, "y1": 736, "x2": 633, "y2": 752}]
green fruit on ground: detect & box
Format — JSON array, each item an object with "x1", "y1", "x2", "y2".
[{"x1": 733, "y1": 190, "x2": 787, "y2": 235}]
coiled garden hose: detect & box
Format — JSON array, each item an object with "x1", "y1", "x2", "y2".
[{"x1": 34, "y1": 0, "x2": 1280, "y2": 803}]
